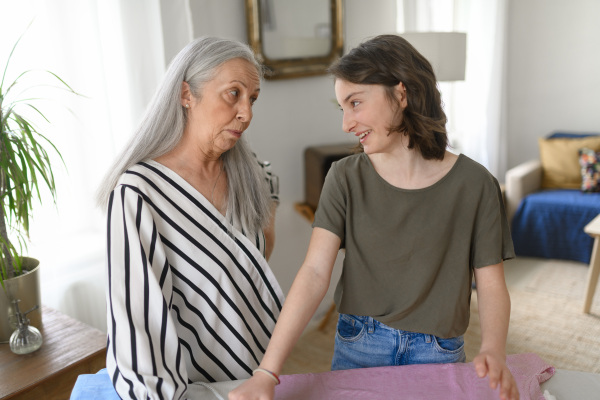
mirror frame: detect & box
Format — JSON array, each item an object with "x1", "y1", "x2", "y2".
[{"x1": 245, "y1": 0, "x2": 343, "y2": 80}]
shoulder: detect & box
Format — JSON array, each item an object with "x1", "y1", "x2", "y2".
[
  {"x1": 254, "y1": 154, "x2": 275, "y2": 175},
  {"x1": 454, "y1": 154, "x2": 499, "y2": 185},
  {"x1": 253, "y1": 153, "x2": 280, "y2": 201},
  {"x1": 322, "y1": 153, "x2": 367, "y2": 190},
  {"x1": 116, "y1": 161, "x2": 155, "y2": 186},
  {"x1": 330, "y1": 152, "x2": 368, "y2": 175},
  {"x1": 113, "y1": 161, "x2": 170, "y2": 199},
  {"x1": 449, "y1": 155, "x2": 502, "y2": 204},
  {"x1": 249, "y1": 151, "x2": 276, "y2": 176}
]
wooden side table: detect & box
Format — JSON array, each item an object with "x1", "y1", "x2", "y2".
[
  {"x1": 294, "y1": 202, "x2": 316, "y2": 223},
  {"x1": 583, "y1": 214, "x2": 600, "y2": 313},
  {"x1": 0, "y1": 306, "x2": 106, "y2": 399}
]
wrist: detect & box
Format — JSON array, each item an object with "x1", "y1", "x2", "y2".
[
  {"x1": 478, "y1": 347, "x2": 506, "y2": 359},
  {"x1": 253, "y1": 367, "x2": 280, "y2": 385}
]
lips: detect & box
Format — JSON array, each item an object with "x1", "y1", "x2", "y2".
[
  {"x1": 227, "y1": 129, "x2": 243, "y2": 137},
  {"x1": 357, "y1": 130, "x2": 371, "y2": 143}
]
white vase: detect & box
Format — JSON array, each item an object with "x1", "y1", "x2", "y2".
[{"x1": 0, "y1": 258, "x2": 41, "y2": 343}]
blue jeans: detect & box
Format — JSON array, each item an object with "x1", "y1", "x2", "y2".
[{"x1": 331, "y1": 314, "x2": 466, "y2": 371}]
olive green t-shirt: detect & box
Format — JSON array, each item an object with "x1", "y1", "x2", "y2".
[{"x1": 313, "y1": 153, "x2": 515, "y2": 338}]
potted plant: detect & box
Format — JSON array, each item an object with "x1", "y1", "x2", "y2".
[{"x1": 0, "y1": 32, "x2": 78, "y2": 342}]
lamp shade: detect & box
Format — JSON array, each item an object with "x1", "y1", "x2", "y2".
[{"x1": 399, "y1": 32, "x2": 467, "y2": 81}]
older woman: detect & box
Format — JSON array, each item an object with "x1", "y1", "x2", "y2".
[{"x1": 96, "y1": 37, "x2": 284, "y2": 399}]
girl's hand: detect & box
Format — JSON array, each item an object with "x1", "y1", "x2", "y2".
[{"x1": 473, "y1": 351, "x2": 520, "y2": 400}]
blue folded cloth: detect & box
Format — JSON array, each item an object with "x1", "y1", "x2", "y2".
[
  {"x1": 70, "y1": 369, "x2": 120, "y2": 400},
  {"x1": 70, "y1": 369, "x2": 245, "y2": 399}
]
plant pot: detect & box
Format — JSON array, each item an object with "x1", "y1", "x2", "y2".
[{"x1": 0, "y1": 257, "x2": 41, "y2": 343}]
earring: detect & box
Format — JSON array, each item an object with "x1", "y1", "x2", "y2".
[{"x1": 185, "y1": 104, "x2": 190, "y2": 108}]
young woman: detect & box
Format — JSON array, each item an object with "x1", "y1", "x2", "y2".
[{"x1": 230, "y1": 34, "x2": 518, "y2": 400}]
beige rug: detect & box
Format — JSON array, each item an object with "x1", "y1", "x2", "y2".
[
  {"x1": 283, "y1": 262, "x2": 600, "y2": 375},
  {"x1": 465, "y1": 289, "x2": 600, "y2": 373},
  {"x1": 524, "y1": 260, "x2": 593, "y2": 301}
]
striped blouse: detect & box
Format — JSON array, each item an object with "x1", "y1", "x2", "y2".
[{"x1": 105, "y1": 160, "x2": 284, "y2": 400}]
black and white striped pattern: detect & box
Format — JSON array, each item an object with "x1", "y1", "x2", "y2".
[{"x1": 105, "y1": 160, "x2": 284, "y2": 400}]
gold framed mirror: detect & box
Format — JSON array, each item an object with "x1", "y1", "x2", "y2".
[{"x1": 245, "y1": 0, "x2": 343, "y2": 80}]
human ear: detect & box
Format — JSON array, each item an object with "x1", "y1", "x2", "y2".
[
  {"x1": 180, "y1": 81, "x2": 192, "y2": 107},
  {"x1": 395, "y1": 82, "x2": 408, "y2": 109}
]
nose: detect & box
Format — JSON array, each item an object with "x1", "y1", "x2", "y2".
[
  {"x1": 341, "y1": 111, "x2": 355, "y2": 133},
  {"x1": 236, "y1": 100, "x2": 253, "y2": 123}
]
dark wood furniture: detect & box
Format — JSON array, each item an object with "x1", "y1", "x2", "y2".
[
  {"x1": 304, "y1": 143, "x2": 355, "y2": 211},
  {"x1": 0, "y1": 306, "x2": 106, "y2": 400}
]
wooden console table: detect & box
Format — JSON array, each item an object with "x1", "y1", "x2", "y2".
[
  {"x1": 294, "y1": 202, "x2": 315, "y2": 223},
  {"x1": 584, "y1": 214, "x2": 600, "y2": 314},
  {"x1": 0, "y1": 306, "x2": 106, "y2": 399}
]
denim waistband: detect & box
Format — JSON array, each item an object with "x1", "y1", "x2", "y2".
[
  {"x1": 345, "y1": 314, "x2": 434, "y2": 342},
  {"x1": 350, "y1": 314, "x2": 384, "y2": 334}
]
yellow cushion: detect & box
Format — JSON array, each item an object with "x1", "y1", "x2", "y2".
[{"x1": 539, "y1": 136, "x2": 600, "y2": 189}]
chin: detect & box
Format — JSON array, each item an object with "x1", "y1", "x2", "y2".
[
  {"x1": 225, "y1": 139, "x2": 240, "y2": 151},
  {"x1": 362, "y1": 144, "x2": 376, "y2": 154}
]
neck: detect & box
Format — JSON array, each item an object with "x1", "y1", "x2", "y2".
[
  {"x1": 369, "y1": 150, "x2": 457, "y2": 190},
  {"x1": 154, "y1": 148, "x2": 228, "y2": 211}
]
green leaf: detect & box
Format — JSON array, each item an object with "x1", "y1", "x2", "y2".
[{"x1": 0, "y1": 22, "x2": 81, "y2": 282}]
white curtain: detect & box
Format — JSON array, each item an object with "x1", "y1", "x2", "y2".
[
  {"x1": 0, "y1": 0, "x2": 192, "y2": 331},
  {"x1": 397, "y1": 0, "x2": 508, "y2": 179}
]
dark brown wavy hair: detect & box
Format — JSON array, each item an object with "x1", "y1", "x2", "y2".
[{"x1": 328, "y1": 34, "x2": 448, "y2": 160}]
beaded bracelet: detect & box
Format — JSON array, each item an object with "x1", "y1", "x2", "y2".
[{"x1": 253, "y1": 368, "x2": 281, "y2": 385}]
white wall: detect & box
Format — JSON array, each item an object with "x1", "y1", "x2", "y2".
[{"x1": 506, "y1": 0, "x2": 600, "y2": 169}]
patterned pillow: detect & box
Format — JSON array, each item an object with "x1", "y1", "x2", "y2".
[
  {"x1": 579, "y1": 147, "x2": 600, "y2": 192},
  {"x1": 539, "y1": 136, "x2": 600, "y2": 188}
]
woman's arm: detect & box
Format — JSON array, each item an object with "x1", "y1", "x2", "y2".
[
  {"x1": 106, "y1": 187, "x2": 187, "y2": 400},
  {"x1": 473, "y1": 262, "x2": 519, "y2": 400},
  {"x1": 229, "y1": 227, "x2": 341, "y2": 400}
]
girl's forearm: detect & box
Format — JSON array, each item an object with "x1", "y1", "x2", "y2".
[
  {"x1": 258, "y1": 261, "x2": 332, "y2": 374},
  {"x1": 476, "y1": 265, "x2": 511, "y2": 355}
]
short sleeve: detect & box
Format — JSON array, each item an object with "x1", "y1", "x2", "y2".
[
  {"x1": 312, "y1": 162, "x2": 347, "y2": 245},
  {"x1": 471, "y1": 175, "x2": 515, "y2": 268}
]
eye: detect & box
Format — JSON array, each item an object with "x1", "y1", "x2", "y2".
[
  {"x1": 250, "y1": 96, "x2": 258, "y2": 105},
  {"x1": 351, "y1": 100, "x2": 360, "y2": 107},
  {"x1": 229, "y1": 89, "x2": 239, "y2": 97}
]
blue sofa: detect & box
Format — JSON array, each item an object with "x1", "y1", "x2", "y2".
[{"x1": 505, "y1": 132, "x2": 600, "y2": 264}]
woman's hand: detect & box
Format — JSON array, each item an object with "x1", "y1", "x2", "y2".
[
  {"x1": 228, "y1": 374, "x2": 276, "y2": 400},
  {"x1": 473, "y1": 350, "x2": 519, "y2": 400}
]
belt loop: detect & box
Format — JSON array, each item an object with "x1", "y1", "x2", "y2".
[
  {"x1": 367, "y1": 317, "x2": 374, "y2": 333},
  {"x1": 425, "y1": 334, "x2": 432, "y2": 344}
]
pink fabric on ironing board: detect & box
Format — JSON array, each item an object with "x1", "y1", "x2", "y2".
[{"x1": 274, "y1": 353, "x2": 555, "y2": 400}]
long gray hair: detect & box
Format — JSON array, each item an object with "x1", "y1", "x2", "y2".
[{"x1": 96, "y1": 36, "x2": 273, "y2": 235}]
